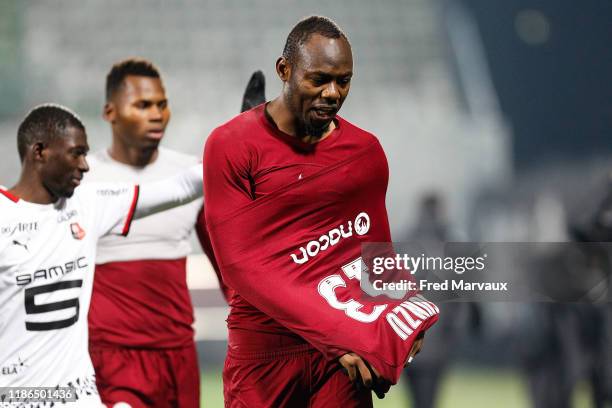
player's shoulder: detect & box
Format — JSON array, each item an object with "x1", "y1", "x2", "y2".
[
  {"x1": 0, "y1": 187, "x2": 19, "y2": 218},
  {"x1": 157, "y1": 147, "x2": 200, "y2": 166},
  {"x1": 208, "y1": 105, "x2": 264, "y2": 145},
  {"x1": 0, "y1": 187, "x2": 18, "y2": 203},
  {"x1": 85, "y1": 150, "x2": 116, "y2": 179},
  {"x1": 337, "y1": 116, "x2": 381, "y2": 145},
  {"x1": 87, "y1": 149, "x2": 109, "y2": 166}
]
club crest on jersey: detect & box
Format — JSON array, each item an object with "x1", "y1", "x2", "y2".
[
  {"x1": 290, "y1": 212, "x2": 371, "y2": 265},
  {"x1": 70, "y1": 222, "x2": 86, "y2": 240}
]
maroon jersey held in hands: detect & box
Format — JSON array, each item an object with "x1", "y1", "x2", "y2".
[{"x1": 204, "y1": 105, "x2": 438, "y2": 383}]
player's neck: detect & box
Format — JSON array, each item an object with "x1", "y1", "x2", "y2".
[
  {"x1": 266, "y1": 98, "x2": 335, "y2": 144},
  {"x1": 108, "y1": 142, "x2": 158, "y2": 168},
  {"x1": 10, "y1": 171, "x2": 56, "y2": 205}
]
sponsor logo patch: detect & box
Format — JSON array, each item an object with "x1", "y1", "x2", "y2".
[
  {"x1": 57, "y1": 209, "x2": 78, "y2": 223},
  {"x1": 1, "y1": 222, "x2": 38, "y2": 237},
  {"x1": 1, "y1": 357, "x2": 28, "y2": 376},
  {"x1": 290, "y1": 212, "x2": 371, "y2": 265}
]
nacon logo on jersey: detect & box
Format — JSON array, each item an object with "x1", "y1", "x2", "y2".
[{"x1": 290, "y1": 212, "x2": 370, "y2": 265}]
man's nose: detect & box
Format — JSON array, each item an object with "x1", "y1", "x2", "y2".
[
  {"x1": 321, "y1": 81, "x2": 340, "y2": 101},
  {"x1": 150, "y1": 105, "x2": 164, "y2": 121},
  {"x1": 80, "y1": 156, "x2": 89, "y2": 173}
]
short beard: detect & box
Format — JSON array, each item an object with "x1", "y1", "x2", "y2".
[
  {"x1": 297, "y1": 120, "x2": 330, "y2": 140},
  {"x1": 284, "y1": 85, "x2": 330, "y2": 140}
]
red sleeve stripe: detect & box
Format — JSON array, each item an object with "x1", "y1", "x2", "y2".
[
  {"x1": 121, "y1": 185, "x2": 140, "y2": 236},
  {"x1": 0, "y1": 189, "x2": 19, "y2": 203}
]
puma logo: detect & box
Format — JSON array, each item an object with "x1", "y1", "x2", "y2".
[{"x1": 12, "y1": 239, "x2": 28, "y2": 252}]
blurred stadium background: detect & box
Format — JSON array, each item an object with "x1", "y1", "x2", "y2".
[{"x1": 1, "y1": 0, "x2": 610, "y2": 407}]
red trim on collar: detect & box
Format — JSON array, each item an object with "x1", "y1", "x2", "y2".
[{"x1": 0, "y1": 189, "x2": 19, "y2": 203}]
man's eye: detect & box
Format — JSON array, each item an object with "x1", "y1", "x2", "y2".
[
  {"x1": 338, "y1": 78, "x2": 351, "y2": 86},
  {"x1": 312, "y1": 78, "x2": 327, "y2": 86}
]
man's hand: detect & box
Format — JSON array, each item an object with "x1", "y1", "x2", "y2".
[
  {"x1": 339, "y1": 353, "x2": 390, "y2": 399},
  {"x1": 338, "y1": 332, "x2": 425, "y2": 399},
  {"x1": 406, "y1": 331, "x2": 425, "y2": 366},
  {"x1": 241, "y1": 70, "x2": 266, "y2": 112},
  {"x1": 339, "y1": 353, "x2": 376, "y2": 388}
]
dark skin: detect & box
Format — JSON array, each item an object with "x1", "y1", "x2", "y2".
[
  {"x1": 267, "y1": 33, "x2": 353, "y2": 143},
  {"x1": 10, "y1": 126, "x2": 89, "y2": 204},
  {"x1": 103, "y1": 75, "x2": 170, "y2": 167},
  {"x1": 266, "y1": 33, "x2": 424, "y2": 390},
  {"x1": 339, "y1": 335, "x2": 424, "y2": 394}
]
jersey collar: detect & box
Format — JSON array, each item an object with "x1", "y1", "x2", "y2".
[{"x1": 0, "y1": 187, "x2": 19, "y2": 203}]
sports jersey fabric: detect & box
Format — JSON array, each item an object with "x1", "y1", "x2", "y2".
[
  {"x1": 204, "y1": 105, "x2": 439, "y2": 383},
  {"x1": 86, "y1": 148, "x2": 201, "y2": 348},
  {"x1": 0, "y1": 165, "x2": 202, "y2": 406},
  {"x1": 0, "y1": 183, "x2": 138, "y2": 406}
]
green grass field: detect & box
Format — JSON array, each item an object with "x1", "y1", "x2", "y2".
[{"x1": 201, "y1": 366, "x2": 594, "y2": 407}]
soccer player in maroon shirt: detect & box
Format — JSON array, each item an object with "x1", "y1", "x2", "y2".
[
  {"x1": 205, "y1": 16, "x2": 432, "y2": 408},
  {"x1": 86, "y1": 59, "x2": 227, "y2": 408}
]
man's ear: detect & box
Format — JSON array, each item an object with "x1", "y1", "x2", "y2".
[
  {"x1": 103, "y1": 102, "x2": 116, "y2": 123},
  {"x1": 31, "y1": 142, "x2": 47, "y2": 162},
  {"x1": 276, "y1": 57, "x2": 291, "y2": 82}
]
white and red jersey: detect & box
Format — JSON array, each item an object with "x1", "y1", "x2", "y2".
[
  {"x1": 86, "y1": 148, "x2": 201, "y2": 263},
  {"x1": 85, "y1": 148, "x2": 203, "y2": 348},
  {"x1": 0, "y1": 183, "x2": 138, "y2": 406}
]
